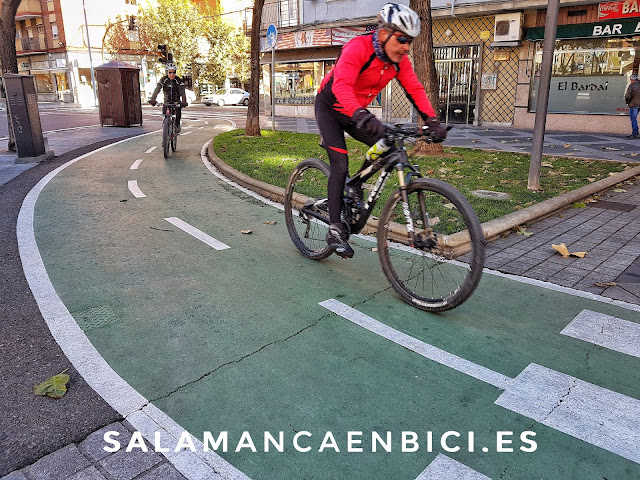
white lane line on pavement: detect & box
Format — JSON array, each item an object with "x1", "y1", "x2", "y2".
[
  {"x1": 164, "y1": 217, "x2": 230, "y2": 250},
  {"x1": 561, "y1": 309, "x2": 640, "y2": 358},
  {"x1": 130, "y1": 159, "x2": 144, "y2": 170},
  {"x1": 200, "y1": 140, "x2": 284, "y2": 212},
  {"x1": 495, "y1": 363, "x2": 640, "y2": 465},
  {"x1": 323, "y1": 299, "x2": 640, "y2": 465},
  {"x1": 128, "y1": 180, "x2": 146, "y2": 198},
  {"x1": 145, "y1": 146, "x2": 157, "y2": 153},
  {"x1": 181, "y1": 131, "x2": 193, "y2": 136},
  {"x1": 319, "y1": 299, "x2": 512, "y2": 389},
  {"x1": 415, "y1": 454, "x2": 491, "y2": 480},
  {"x1": 17, "y1": 132, "x2": 252, "y2": 480}
]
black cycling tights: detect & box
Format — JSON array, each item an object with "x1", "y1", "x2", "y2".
[{"x1": 314, "y1": 100, "x2": 381, "y2": 224}]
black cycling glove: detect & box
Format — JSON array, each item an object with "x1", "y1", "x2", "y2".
[
  {"x1": 421, "y1": 114, "x2": 448, "y2": 143},
  {"x1": 352, "y1": 109, "x2": 387, "y2": 138}
]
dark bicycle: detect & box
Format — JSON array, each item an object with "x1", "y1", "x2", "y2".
[
  {"x1": 284, "y1": 124, "x2": 485, "y2": 312},
  {"x1": 160, "y1": 102, "x2": 180, "y2": 158}
]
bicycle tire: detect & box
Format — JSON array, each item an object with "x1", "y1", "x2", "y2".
[
  {"x1": 171, "y1": 121, "x2": 178, "y2": 152},
  {"x1": 377, "y1": 178, "x2": 485, "y2": 312},
  {"x1": 162, "y1": 116, "x2": 170, "y2": 158},
  {"x1": 284, "y1": 158, "x2": 333, "y2": 260}
]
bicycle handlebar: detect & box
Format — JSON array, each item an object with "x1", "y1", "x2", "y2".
[{"x1": 384, "y1": 123, "x2": 452, "y2": 143}]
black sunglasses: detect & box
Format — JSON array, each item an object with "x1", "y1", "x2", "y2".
[
  {"x1": 168, "y1": 71, "x2": 176, "y2": 74},
  {"x1": 393, "y1": 32, "x2": 413, "y2": 45}
]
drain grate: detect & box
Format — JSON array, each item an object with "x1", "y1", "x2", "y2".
[
  {"x1": 72, "y1": 305, "x2": 119, "y2": 330},
  {"x1": 587, "y1": 201, "x2": 636, "y2": 212}
]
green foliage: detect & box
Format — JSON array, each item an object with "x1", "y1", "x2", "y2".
[
  {"x1": 104, "y1": 0, "x2": 249, "y2": 88},
  {"x1": 213, "y1": 130, "x2": 629, "y2": 223}
]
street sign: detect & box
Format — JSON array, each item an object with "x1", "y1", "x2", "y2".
[{"x1": 267, "y1": 24, "x2": 278, "y2": 48}]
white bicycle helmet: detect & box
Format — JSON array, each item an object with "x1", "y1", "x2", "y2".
[
  {"x1": 165, "y1": 63, "x2": 177, "y2": 73},
  {"x1": 378, "y1": 3, "x2": 421, "y2": 38}
]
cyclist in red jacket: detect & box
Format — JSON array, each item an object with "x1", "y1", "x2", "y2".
[{"x1": 315, "y1": 3, "x2": 447, "y2": 258}]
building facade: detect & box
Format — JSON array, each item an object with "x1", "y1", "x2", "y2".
[
  {"x1": 256, "y1": 0, "x2": 639, "y2": 134},
  {"x1": 10, "y1": 0, "x2": 140, "y2": 105}
]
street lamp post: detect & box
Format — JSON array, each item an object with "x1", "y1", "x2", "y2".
[{"x1": 82, "y1": 0, "x2": 98, "y2": 106}]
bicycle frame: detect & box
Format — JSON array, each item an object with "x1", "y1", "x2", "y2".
[{"x1": 343, "y1": 134, "x2": 423, "y2": 239}]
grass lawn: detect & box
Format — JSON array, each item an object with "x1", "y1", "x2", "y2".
[{"x1": 213, "y1": 129, "x2": 630, "y2": 224}]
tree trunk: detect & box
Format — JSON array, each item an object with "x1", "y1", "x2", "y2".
[
  {"x1": 0, "y1": 0, "x2": 22, "y2": 152},
  {"x1": 410, "y1": 0, "x2": 444, "y2": 155},
  {"x1": 245, "y1": 0, "x2": 264, "y2": 136}
]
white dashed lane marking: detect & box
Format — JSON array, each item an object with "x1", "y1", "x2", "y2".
[
  {"x1": 145, "y1": 146, "x2": 157, "y2": 153},
  {"x1": 561, "y1": 309, "x2": 640, "y2": 358},
  {"x1": 128, "y1": 180, "x2": 146, "y2": 198},
  {"x1": 164, "y1": 217, "x2": 230, "y2": 250},
  {"x1": 130, "y1": 159, "x2": 144, "y2": 170}
]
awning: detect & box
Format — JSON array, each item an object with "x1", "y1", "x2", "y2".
[{"x1": 526, "y1": 17, "x2": 640, "y2": 40}]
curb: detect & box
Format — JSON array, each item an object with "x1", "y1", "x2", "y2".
[{"x1": 206, "y1": 143, "x2": 640, "y2": 251}]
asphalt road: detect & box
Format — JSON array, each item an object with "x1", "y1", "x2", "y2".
[{"x1": 15, "y1": 116, "x2": 640, "y2": 479}]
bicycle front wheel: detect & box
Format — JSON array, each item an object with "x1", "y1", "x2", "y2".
[
  {"x1": 171, "y1": 120, "x2": 178, "y2": 151},
  {"x1": 162, "y1": 116, "x2": 170, "y2": 158},
  {"x1": 377, "y1": 178, "x2": 485, "y2": 312},
  {"x1": 284, "y1": 158, "x2": 333, "y2": 260}
]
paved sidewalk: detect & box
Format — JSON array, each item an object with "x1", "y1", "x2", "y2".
[{"x1": 1, "y1": 112, "x2": 640, "y2": 479}]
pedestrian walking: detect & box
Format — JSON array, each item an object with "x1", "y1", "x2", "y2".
[{"x1": 624, "y1": 73, "x2": 640, "y2": 139}]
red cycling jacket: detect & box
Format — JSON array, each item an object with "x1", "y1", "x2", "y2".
[{"x1": 317, "y1": 33, "x2": 436, "y2": 119}]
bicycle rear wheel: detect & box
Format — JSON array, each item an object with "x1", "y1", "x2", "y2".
[
  {"x1": 377, "y1": 178, "x2": 485, "y2": 312},
  {"x1": 284, "y1": 158, "x2": 333, "y2": 260},
  {"x1": 171, "y1": 121, "x2": 178, "y2": 152},
  {"x1": 162, "y1": 116, "x2": 170, "y2": 158}
]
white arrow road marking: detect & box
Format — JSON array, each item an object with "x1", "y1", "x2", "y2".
[
  {"x1": 320, "y1": 299, "x2": 640, "y2": 465},
  {"x1": 130, "y1": 159, "x2": 144, "y2": 170},
  {"x1": 128, "y1": 180, "x2": 146, "y2": 198},
  {"x1": 145, "y1": 146, "x2": 157, "y2": 153},
  {"x1": 416, "y1": 454, "x2": 491, "y2": 480},
  {"x1": 561, "y1": 309, "x2": 640, "y2": 358},
  {"x1": 164, "y1": 217, "x2": 230, "y2": 250}
]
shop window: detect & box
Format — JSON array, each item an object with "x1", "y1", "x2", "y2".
[
  {"x1": 35, "y1": 74, "x2": 54, "y2": 93},
  {"x1": 530, "y1": 37, "x2": 638, "y2": 115}
]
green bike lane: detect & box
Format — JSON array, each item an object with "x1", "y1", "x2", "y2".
[{"x1": 27, "y1": 125, "x2": 640, "y2": 479}]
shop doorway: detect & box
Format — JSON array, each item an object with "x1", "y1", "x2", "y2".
[{"x1": 434, "y1": 45, "x2": 479, "y2": 124}]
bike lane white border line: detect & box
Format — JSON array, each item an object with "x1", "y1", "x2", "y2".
[{"x1": 17, "y1": 131, "x2": 251, "y2": 480}]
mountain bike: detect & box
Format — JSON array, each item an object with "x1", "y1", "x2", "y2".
[
  {"x1": 283, "y1": 124, "x2": 485, "y2": 312},
  {"x1": 161, "y1": 102, "x2": 180, "y2": 158}
]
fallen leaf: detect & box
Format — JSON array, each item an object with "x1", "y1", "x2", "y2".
[
  {"x1": 443, "y1": 203, "x2": 456, "y2": 210},
  {"x1": 264, "y1": 221, "x2": 277, "y2": 225},
  {"x1": 586, "y1": 177, "x2": 596, "y2": 182},
  {"x1": 514, "y1": 226, "x2": 533, "y2": 237},
  {"x1": 613, "y1": 189, "x2": 627, "y2": 193},
  {"x1": 572, "y1": 202, "x2": 586, "y2": 208},
  {"x1": 34, "y1": 370, "x2": 69, "y2": 399},
  {"x1": 428, "y1": 216, "x2": 441, "y2": 227},
  {"x1": 552, "y1": 243, "x2": 571, "y2": 258},
  {"x1": 241, "y1": 230, "x2": 252, "y2": 234},
  {"x1": 371, "y1": 247, "x2": 378, "y2": 252},
  {"x1": 541, "y1": 162, "x2": 553, "y2": 167},
  {"x1": 552, "y1": 243, "x2": 587, "y2": 258},
  {"x1": 602, "y1": 146, "x2": 620, "y2": 151},
  {"x1": 563, "y1": 143, "x2": 572, "y2": 148},
  {"x1": 595, "y1": 282, "x2": 618, "y2": 287}
]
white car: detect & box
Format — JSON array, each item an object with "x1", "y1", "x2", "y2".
[{"x1": 202, "y1": 88, "x2": 250, "y2": 106}]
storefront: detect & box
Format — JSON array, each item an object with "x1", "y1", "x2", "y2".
[{"x1": 515, "y1": 5, "x2": 639, "y2": 132}]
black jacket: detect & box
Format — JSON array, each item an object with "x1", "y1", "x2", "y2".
[{"x1": 150, "y1": 75, "x2": 187, "y2": 104}]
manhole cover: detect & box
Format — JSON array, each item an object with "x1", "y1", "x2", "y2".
[
  {"x1": 587, "y1": 201, "x2": 636, "y2": 212},
  {"x1": 72, "y1": 305, "x2": 119, "y2": 330}
]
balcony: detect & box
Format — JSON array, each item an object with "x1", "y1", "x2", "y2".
[
  {"x1": 245, "y1": 0, "x2": 299, "y2": 34},
  {"x1": 20, "y1": 37, "x2": 43, "y2": 52}
]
